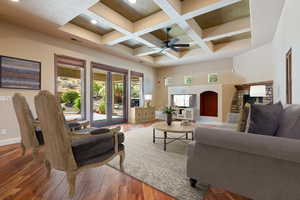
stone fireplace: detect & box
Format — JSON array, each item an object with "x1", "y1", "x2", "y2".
[
  {"x1": 230, "y1": 81, "x2": 274, "y2": 113},
  {"x1": 168, "y1": 84, "x2": 235, "y2": 122}
]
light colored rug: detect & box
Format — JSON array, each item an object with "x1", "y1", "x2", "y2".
[{"x1": 108, "y1": 127, "x2": 205, "y2": 200}]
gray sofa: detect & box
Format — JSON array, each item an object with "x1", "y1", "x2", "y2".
[{"x1": 187, "y1": 105, "x2": 300, "y2": 200}]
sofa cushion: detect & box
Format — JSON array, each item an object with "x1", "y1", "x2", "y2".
[
  {"x1": 276, "y1": 105, "x2": 300, "y2": 139},
  {"x1": 248, "y1": 102, "x2": 283, "y2": 136},
  {"x1": 72, "y1": 132, "x2": 124, "y2": 167}
]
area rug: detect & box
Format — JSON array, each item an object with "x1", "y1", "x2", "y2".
[{"x1": 108, "y1": 127, "x2": 205, "y2": 200}]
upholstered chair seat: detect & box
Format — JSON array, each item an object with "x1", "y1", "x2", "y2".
[{"x1": 72, "y1": 132, "x2": 124, "y2": 167}]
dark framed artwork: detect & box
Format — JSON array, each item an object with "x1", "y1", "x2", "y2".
[
  {"x1": 286, "y1": 48, "x2": 292, "y2": 104},
  {"x1": 0, "y1": 56, "x2": 41, "y2": 90}
]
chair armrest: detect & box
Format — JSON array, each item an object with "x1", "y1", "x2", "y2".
[
  {"x1": 194, "y1": 127, "x2": 300, "y2": 164},
  {"x1": 32, "y1": 119, "x2": 40, "y2": 128},
  {"x1": 66, "y1": 119, "x2": 78, "y2": 123}
]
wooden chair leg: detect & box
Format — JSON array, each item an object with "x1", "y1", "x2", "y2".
[
  {"x1": 44, "y1": 160, "x2": 51, "y2": 177},
  {"x1": 119, "y1": 151, "x2": 125, "y2": 172},
  {"x1": 67, "y1": 171, "x2": 77, "y2": 197},
  {"x1": 20, "y1": 142, "x2": 26, "y2": 156}
]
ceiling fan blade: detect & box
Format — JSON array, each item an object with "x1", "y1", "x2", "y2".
[
  {"x1": 172, "y1": 44, "x2": 190, "y2": 47},
  {"x1": 170, "y1": 46, "x2": 179, "y2": 52},
  {"x1": 151, "y1": 40, "x2": 165, "y2": 48},
  {"x1": 168, "y1": 38, "x2": 179, "y2": 46}
]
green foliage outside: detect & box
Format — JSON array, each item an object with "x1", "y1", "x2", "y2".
[
  {"x1": 131, "y1": 84, "x2": 140, "y2": 98},
  {"x1": 93, "y1": 82, "x2": 105, "y2": 98},
  {"x1": 98, "y1": 102, "x2": 106, "y2": 114},
  {"x1": 73, "y1": 97, "x2": 81, "y2": 110},
  {"x1": 62, "y1": 90, "x2": 79, "y2": 105}
]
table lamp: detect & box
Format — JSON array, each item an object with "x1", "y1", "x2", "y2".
[{"x1": 250, "y1": 85, "x2": 266, "y2": 103}]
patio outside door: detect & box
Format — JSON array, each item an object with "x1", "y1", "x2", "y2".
[{"x1": 91, "y1": 63, "x2": 128, "y2": 127}]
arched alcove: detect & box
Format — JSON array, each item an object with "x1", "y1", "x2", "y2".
[{"x1": 200, "y1": 91, "x2": 218, "y2": 117}]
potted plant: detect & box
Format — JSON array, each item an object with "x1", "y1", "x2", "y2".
[{"x1": 163, "y1": 106, "x2": 176, "y2": 126}]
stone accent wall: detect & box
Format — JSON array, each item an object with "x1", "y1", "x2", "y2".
[{"x1": 230, "y1": 83, "x2": 273, "y2": 113}]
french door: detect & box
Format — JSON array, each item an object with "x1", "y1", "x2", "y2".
[{"x1": 91, "y1": 62, "x2": 128, "y2": 127}]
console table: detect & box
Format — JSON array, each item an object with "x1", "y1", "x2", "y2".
[{"x1": 129, "y1": 107, "x2": 155, "y2": 124}]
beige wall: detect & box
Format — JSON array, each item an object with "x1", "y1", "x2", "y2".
[
  {"x1": 233, "y1": 43, "x2": 275, "y2": 83},
  {"x1": 273, "y1": 0, "x2": 300, "y2": 104},
  {"x1": 0, "y1": 21, "x2": 156, "y2": 143},
  {"x1": 154, "y1": 58, "x2": 244, "y2": 108}
]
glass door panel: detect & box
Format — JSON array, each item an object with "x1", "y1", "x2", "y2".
[
  {"x1": 112, "y1": 72, "x2": 125, "y2": 120},
  {"x1": 92, "y1": 68, "x2": 108, "y2": 124},
  {"x1": 91, "y1": 64, "x2": 127, "y2": 127},
  {"x1": 130, "y1": 75, "x2": 143, "y2": 107}
]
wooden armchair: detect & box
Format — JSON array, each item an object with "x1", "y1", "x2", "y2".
[
  {"x1": 12, "y1": 93, "x2": 44, "y2": 159},
  {"x1": 34, "y1": 90, "x2": 125, "y2": 197}
]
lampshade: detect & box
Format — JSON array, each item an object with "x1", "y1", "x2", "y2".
[
  {"x1": 144, "y1": 94, "x2": 152, "y2": 100},
  {"x1": 250, "y1": 85, "x2": 267, "y2": 97}
]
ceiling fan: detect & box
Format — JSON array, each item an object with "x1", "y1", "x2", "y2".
[{"x1": 156, "y1": 27, "x2": 190, "y2": 53}]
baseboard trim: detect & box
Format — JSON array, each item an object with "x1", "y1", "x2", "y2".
[{"x1": 0, "y1": 137, "x2": 21, "y2": 146}]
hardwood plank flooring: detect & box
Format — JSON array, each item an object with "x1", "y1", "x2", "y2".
[{"x1": 0, "y1": 122, "x2": 249, "y2": 200}]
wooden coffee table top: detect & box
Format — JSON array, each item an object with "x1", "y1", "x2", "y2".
[{"x1": 152, "y1": 121, "x2": 197, "y2": 133}]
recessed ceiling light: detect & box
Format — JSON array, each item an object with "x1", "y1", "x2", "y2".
[
  {"x1": 10, "y1": 0, "x2": 19, "y2": 2},
  {"x1": 90, "y1": 19, "x2": 97, "y2": 25},
  {"x1": 128, "y1": 0, "x2": 136, "y2": 4}
]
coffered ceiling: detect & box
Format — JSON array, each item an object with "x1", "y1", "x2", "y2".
[{"x1": 0, "y1": 0, "x2": 285, "y2": 67}]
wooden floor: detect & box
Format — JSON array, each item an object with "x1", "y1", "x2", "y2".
[{"x1": 0, "y1": 122, "x2": 250, "y2": 200}]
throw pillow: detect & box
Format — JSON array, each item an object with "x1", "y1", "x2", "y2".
[
  {"x1": 236, "y1": 103, "x2": 251, "y2": 132},
  {"x1": 247, "y1": 102, "x2": 283, "y2": 136}
]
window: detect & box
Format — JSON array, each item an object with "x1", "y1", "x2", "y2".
[
  {"x1": 130, "y1": 71, "x2": 144, "y2": 107},
  {"x1": 54, "y1": 55, "x2": 86, "y2": 120}
]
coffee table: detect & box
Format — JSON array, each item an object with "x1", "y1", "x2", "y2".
[{"x1": 152, "y1": 121, "x2": 197, "y2": 151}]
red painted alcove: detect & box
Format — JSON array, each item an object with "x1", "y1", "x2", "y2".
[{"x1": 200, "y1": 91, "x2": 218, "y2": 117}]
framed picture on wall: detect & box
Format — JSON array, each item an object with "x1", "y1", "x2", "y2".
[
  {"x1": 286, "y1": 48, "x2": 292, "y2": 104},
  {"x1": 0, "y1": 56, "x2": 41, "y2": 90},
  {"x1": 184, "y1": 76, "x2": 192, "y2": 85},
  {"x1": 208, "y1": 73, "x2": 218, "y2": 83}
]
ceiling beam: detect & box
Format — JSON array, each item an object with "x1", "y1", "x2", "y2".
[
  {"x1": 203, "y1": 17, "x2": 251, "y2": 42},
  {"x1": 134, "y1": 46, "x2": 161, "y2": 57},
  {"x1": 181, "y1": 0, "x2": 242, "y2": 19},
  {"x1": 153, "y1": 0, "x2": 214, "y2": 53},
  {"x1": 62, "y1": 0, "x2": 250, "y2": 65},
  {"x1": 88, "y1": 3, "x2": 133, "y2": 34},
  {"x1": 85, "y1": 3, "x2": 180, "y2": 60},
  {"x1": 59, "y1": 23, "x2": 102, "y2": 45}
]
